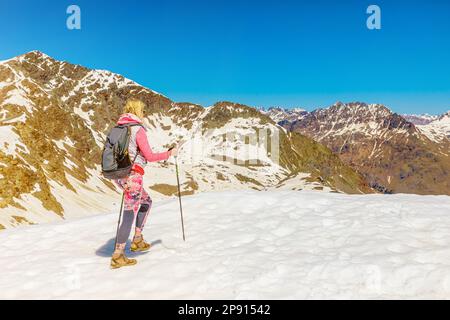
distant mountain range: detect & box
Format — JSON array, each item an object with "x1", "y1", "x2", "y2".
[
  {"x1": 273, "y1": 102, "x2": 449, "y2": 195},
  {"x1": 261, "y1": 107, "x2": 308, "y2": 124},
  {"x1": 402, "y1": 114, "x2": 438, "y2": 125},
  {"x1": 0, "y1": 51, "x2": 371, "y2": 228}
]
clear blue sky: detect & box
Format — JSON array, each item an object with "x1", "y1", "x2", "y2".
[{"x1": 1, "y1": 0, "x2": 449, "y2": 114}]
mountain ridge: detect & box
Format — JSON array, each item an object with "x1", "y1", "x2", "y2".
[
  {"x1": 0, "y1": 51, "x2": 372, "y2": 228},
  {"x1": 274, "y1": 102, "x2": 449, "y2": 194}
]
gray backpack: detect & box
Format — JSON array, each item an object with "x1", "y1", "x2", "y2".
[{"x1": 101, "y1": 123, "x2": 142, "y2": 179}]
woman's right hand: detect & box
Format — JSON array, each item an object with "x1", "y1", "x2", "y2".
[{"x1": 169, "y1": 145, "x2": 179, "y2": 157}]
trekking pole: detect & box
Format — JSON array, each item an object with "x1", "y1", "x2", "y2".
[
  {"x1": 113, "y1": 192, "x2": 125, "y2": 249},
  {"x1": 175, "y1": 156, "x2": 186, "y2": 241}
]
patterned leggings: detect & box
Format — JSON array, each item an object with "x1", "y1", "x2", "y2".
[{"x1": 114, "y1": 172, "x2": 152, "y2": 245}]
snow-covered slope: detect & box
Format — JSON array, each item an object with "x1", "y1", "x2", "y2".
[
  {"x1": 416, "y1": 111, "x2": 450, "y2": 142},
  {"x1": 1, "y1": 190, "x2": 450, "y2": 299}
]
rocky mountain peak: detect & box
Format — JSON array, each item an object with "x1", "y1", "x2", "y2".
[
  {"x1": 20, "y1": 50, "x2": 51, "y2": 60},
  {"x1": 326, "y1": 102, "x2": 391, "y2": 118},
  {"x1": 309, "y1": 102, "x2": 415, "y2": 133}
]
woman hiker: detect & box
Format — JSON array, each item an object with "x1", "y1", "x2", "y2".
[{"x1": 111, "y1": 99, "x2": 178, "y2": 269}]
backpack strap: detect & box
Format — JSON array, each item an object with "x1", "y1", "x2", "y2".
[
  {"x1": 117, "y1": 123, "x2": 144, "y2": 129},
  {"x1": 120, "y1": 123, "x2": 142, "y2": 165}
]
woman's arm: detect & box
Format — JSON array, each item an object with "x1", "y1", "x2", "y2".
[{"x1": 136, "y1": 127, "x2": 170, "y2": 162}]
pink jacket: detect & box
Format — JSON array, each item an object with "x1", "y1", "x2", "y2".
[{"x1": 117, "y1": 113, "x2": 170, "y2": 170}]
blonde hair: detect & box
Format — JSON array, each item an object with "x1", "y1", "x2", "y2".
[{"x1": 123, "y1": 99, "x2": 145, "y2": 118}]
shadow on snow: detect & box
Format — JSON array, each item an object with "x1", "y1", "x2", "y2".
[{"x1": 96, "y1": 238, "x2": 163, "y2": 257}]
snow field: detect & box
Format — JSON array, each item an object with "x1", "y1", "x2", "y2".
[{"x1": 1, "y1": 190, "x2": 450, "y2": 299}]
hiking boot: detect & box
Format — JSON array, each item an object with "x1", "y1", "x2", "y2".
[
  {"x1": 131, "y1": 235, "x2": 151, "y2": 252},
  {"x1": 110, "y1": 253, "x2": 137, "y2": 269}
]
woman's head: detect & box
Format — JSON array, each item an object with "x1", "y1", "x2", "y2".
[{"x1": 123, "y1": 99, "x2": 146, "y2": 119}]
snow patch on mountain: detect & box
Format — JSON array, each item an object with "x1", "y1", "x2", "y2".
[
  {"x1": 416, "y1": 111, "x2": 450, "y2": 142},
  {"x1": 0, "y1": 125, "x2": 26, "y2": 155},
  {"x1": 275, "y1": 173, "x2": 332, "y2": 191}
]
